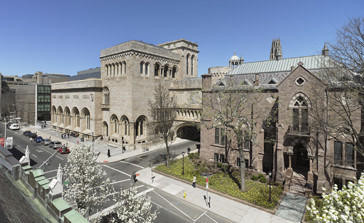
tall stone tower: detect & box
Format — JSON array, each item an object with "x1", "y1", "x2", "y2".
[{"x1": 270, "y1": 39, "x2": 282, "y2": 60}]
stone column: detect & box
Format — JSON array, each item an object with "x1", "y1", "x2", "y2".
[
  {"x1": 307, "y1": 155, "x2": 314, "y2": 185},
  {"x1": 130, "y1": 122, "x2": 136, "y2": 147}
]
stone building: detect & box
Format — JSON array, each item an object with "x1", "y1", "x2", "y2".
[
  {"x1": 51, "y1": 39, "x2": 201, "y2": 146},
  {"x1": 201, "y1": 40, "x2": 362, "y2": 194}
]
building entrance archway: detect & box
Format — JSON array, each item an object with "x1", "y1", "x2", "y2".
[
  {"x1": 176, "y1": 125, "x2": 200, "y2": 141},
  {"x1": 292, "y1": 143, "x2": 309, "y2": 178}
]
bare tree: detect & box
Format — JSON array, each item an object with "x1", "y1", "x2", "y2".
[
  {"x1": 149, "y1": 81, "x2": 176, "y2": 166},
  {"x1": 326, "y1": 17, "x2": 364, "y2": 156},
  {"x1": 330, "y1": 17, "x2": 364, "y2": 75},
  {"x1": 204, "y1": 82, "x2": 261, "y2": 192}
]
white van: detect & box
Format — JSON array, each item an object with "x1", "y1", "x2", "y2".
[{"x1": 9, "y1": 123, "x2": 20, "y2": 130}]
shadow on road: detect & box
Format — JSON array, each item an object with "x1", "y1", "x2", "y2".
[{"x1": 8, "y1": 147, "x2": 37, "y2": 166}]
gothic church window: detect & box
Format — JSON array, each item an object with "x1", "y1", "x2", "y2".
[
  {"x1": 172, "y1": 66, "x2": 177, "y2": 78},
  {"x1": 291, "y1": 95, "x2": 309, "y2": 133},
  {"x1": 191, "y1": 55, "x2": 194, "y2": 76},
  {"x1": 186, "y1": 54, "x2": 190, "y2": 75},
  {"x1": 164, "y1": 65, "x2": 169, "y2": 78}
]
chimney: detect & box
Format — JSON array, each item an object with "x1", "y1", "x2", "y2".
[{"x1": 254, "y1": 74, "x2": 259, "y2": 86}]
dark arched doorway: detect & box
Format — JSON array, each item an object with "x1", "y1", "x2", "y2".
[
  {"x1": 292, "y1": 143, "x2": 309, "y2": 178},
  {"x1": 176, "y1": 125, "x2": 200, "y2": 141}
]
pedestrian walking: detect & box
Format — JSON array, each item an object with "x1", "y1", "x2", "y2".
[
  {"x1": 192, "y1": 176, "x2": 196, "y2": 188},
  {"x1": 107, "y1": 149, "x2": 111, "y2": 158}
]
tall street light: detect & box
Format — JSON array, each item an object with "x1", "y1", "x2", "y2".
[
  {"x1": 182, "y1": 151, "x2": 185, "y2": 175},
  {"x1": 268, "y1": 172, "x2": 272, "y2": 202}
]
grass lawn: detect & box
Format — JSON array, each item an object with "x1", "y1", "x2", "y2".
[{"x1": 155, "y1": 155, "x2": 283, "y2": 209}]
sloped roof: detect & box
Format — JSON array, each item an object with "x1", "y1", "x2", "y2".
[
  {"x1": 64, "y1": 209, "x2": 89, "y2": 223},
  {"x1": 229, "y1": 55, "x2": 332, "y2": 75}
]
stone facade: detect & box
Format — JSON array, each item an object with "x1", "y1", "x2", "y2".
[
  {"x1": 201, "y1": 42, "x2": 362, "y2": 193},
  {"x1": 51, "y1": 39, "x2": 201, "y2": 146}
]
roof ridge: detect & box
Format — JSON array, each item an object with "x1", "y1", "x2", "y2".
[{"x1": 240, "y1": 54, "x2": 323, "y2": 65}]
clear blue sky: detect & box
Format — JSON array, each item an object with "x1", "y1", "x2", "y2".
[{"x1": 0, "y1": 0, "x2": 363, "y2": 76}]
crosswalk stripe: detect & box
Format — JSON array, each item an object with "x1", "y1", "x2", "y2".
[{"x1": 103, "y1": 165, "x2": 131, "y2": 177}]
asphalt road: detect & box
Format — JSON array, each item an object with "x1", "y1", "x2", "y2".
[{"x1": 0, "y1": 123, "x2": 232, "y2": 223}]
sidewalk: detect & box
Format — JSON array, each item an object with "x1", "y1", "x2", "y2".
[
  {"x1": 136, "y1": 168, "x2": 293, "y2": 223},
  {"x1": 21, "y1": 124, "x2": 191, "y2": 163}
]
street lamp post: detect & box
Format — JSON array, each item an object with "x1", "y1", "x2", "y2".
[
  {"x1": 182, "y1": 152, "x2": 185, "y2": 175},
  {"x1": 268, "y1": 172, "x2": 272, "y2": 202}
]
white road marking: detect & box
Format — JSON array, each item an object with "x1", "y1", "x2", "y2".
[
  {"x1": 205, "y1": 213, "x2": 219, "y2": 223},
  {"x1": 36, "y1": 149, "x2": 43, "y2": 153},
  {"x1": 110, "y1": 179, "x2": 130, "y2": 185},
  {"x1": 152, "y1": 190, "x2": 193, "y2": 221},
  {"x1": 120, "y1": 160, "x2": 144, "y2": 169},
  {"x1": 134, "y1": 185, "x2": 144, "y2": 190},
  {"x1": 135, "y1": 188, "x2": 154, "y2": 198},
  {"x1": 32, "y1": 154, "x2": 38, "y2": 159},
  {"x1": 103, "y1": 165, "x2": 131, "y2": 177},
  {"x1": 193, "y1": 210, "x2": 208, "y2": 222},
  {"x1": 43, "y1": 169, "x2": 58, "y2": 174}
]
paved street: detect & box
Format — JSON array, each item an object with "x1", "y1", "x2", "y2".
[{"x1": 0, "y1": 122, "x2": 232, "y2": 223}]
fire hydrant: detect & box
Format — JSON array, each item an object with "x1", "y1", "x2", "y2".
[{"x1": 183, "y1": 191, "x2": 187, "y2": 199}]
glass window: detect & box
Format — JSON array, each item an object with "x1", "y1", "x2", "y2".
[
  {"x1": 214, "y1": 153, "x2": 219, "y2": 162},
  {"x1": 237, "y1": 157, "x2": 241, "y2": 166},
  {"x1": 215, "y1": 128, "x2": 219, "y2": 144},
  {"x1": 345, "y1": 143, "x2": 354, "y2": 167},
  {"x1": 219, "y1": 154, "x2": 225, "y2": 163},
  {"x1": 301, "y1": 108, "x2": 308, "y2": 132},
  {"x1": 293, "y1": 108, "x2": 299, "y2": 131},
  {"x1": 334, "y1": 141, "x2": 343, "y2": 165},
  {"x1": 221, "y1": 128, "x2": 225, "y2": 145}
]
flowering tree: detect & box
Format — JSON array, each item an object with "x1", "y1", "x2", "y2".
[
  {"x1": 97, "y1": 187, "x2": 157, "y2": 223},
  {"x1": 306, "y1": 173, "x2": 364, "y2": 223},
  {"x1": 63, "y1": 144, "x2": 114, "y2": 216}
]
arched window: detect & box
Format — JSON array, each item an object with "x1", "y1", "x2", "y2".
[
  {"x1": 81, "y1": 108, "x2": 91, "y2": 130},
  {"x1": 145, "y1": 63, "x2": 149, "y2": 75},
  {"x1": 123, "y1": 61, "x2": 126, "y2": 74},
  {"x1": 140, "y1": 61, "x2": 144, "y2": 74},
  {"x1": 172, "y1": 66, "x2": 177, "y2": 78},
  {"x1": 164, "y1": 65, "x2": 169, "y2": 78},
  {"x1": 136, "y1": 116, "x2": 147, "y2": 137},
  {"x1": 154, "y1": 63, "x2": 160, "y2": 76},
  {"x1": 191, "y1": 55, "x2": 195, "y2": 76},
  {"x1": 186, "y1": 54, "x2": 190, "y2": 75},
  {"x1": 291, "y1": 95, "x2": 309, "y2": 132},
  {"x1": 121, "y1": 116, "x2": 129, "y2": 136},
  {"x1": 103, "y1": 87, "x2": 110, "y2": 105},
  {"x1": 106, "y1": 65, "x2": 109, "y2": 76},
  {"x1": 111, "y1": 115, "x2": 119, "y2": 135}
]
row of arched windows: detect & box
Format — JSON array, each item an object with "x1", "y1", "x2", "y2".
[
  {"x1": 52, "y1": 106, "x2": 91, "y2": 130},
  {"x1": 186, "y1": 54, "x2": 195, "y2": 76},
  {"x1": 153, "y1": 63, "x2": 177, "y2": 78},
  {"x1": 105, "y1": 61, "x2": 126, "y2": 77}
]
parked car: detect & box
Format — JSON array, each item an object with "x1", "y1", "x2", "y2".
[
  {"x1": 43, "y1": 138, "x2": 51, "y2": 146},
  {"x1": 35, "y1": 136, "x2": 44, "y2": 143},
  {"x1": 8, "y1": 123, "x2": 20, "y2": 130},
  {"x1": 53, "y1": 141, "x2": 62, "y2": 149},
  {"x1": 28, "y1": 133, "x2": 37, "y2": 139},
  {"x1": 23, "y1": 131, "x2": 32, "y2": 136},
  {"x1": 58, "y1": 146, "x2": 70, "y2": 154},
  {"x1": 70, "y1": 132, "x2": 79, "y2": 137}
]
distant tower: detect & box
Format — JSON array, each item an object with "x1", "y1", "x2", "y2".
[
  {"x1": 322, "y1": 43, "x2": 329, "y2": 56},
  {"x1": 229, "y1": 53, "x2": 244, "y2": 69},
  {"x1": 270, "y1": 39, "x2": 282, "y2": 60}
]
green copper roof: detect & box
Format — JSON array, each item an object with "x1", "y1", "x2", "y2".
[
  {"x1": 229, "y1": 55, "x2": 333, "y2": 75},
  {"x1": 22, "y1": 165, "x2": 32, "y2": 170},
  {"x1": 38, "y1": 178, "x2": 50, "y2": 186},
  {"x1": 64, "y1": 209, "x2": 89, "y2": 223},
  {"x1": 52, "y1": 198, "x2": 71, "y2": 212},
  {"x1": 30, "y1": 169, "x2": 44, "y2": 178},
  {"x1": 35, "y1": 176, "x2": 46, "y2": 182}
]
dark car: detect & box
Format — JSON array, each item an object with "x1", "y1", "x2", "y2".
[
  {"x1": 70, "y1": 132, "x2": 79, "y2": 137},
  {"x1": 28, "y1": 133, "x2": 37, "y2": 139},
  {"x1": 23, "y1": 131, "x2": 32, "y2": 136},
  {"x1": 58, "y1": 146, "x2": 70, "y2": 154},
  {"x1": 35, "y1": 136, "x2": 44, "y2": 143}
]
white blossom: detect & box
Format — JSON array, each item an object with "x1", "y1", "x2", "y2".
[
  {"x1": 306, "y1": 172, "x2": 364, "y2": 223},
  {"x1": 63, "y1": 144, "x2": 114, "y2": 216}
]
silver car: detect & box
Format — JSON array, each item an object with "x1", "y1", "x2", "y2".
[
  {"x1": 43, "y1": 139, "x2": 51, "y2": 146},
  {"x1": 53, "y1": 142, "x2": 62, "y2": 149}
]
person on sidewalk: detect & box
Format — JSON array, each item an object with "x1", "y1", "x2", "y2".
[
  {"x1": 192, "y1": 176, "x2": 196, "y2": 188},
  {"x1": 107, "y1": 149, "x2": 111, "y2": 158}
]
